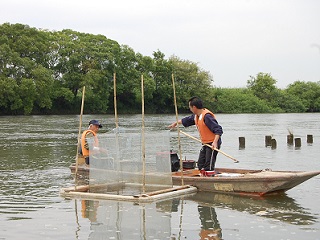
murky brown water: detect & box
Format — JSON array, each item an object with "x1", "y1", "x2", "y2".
[{"x1": 1, "y1": 113, "x2": 319, "y2": 239}]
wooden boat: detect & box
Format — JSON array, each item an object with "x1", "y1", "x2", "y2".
[
  {"x1": 69, "y1": 162, "x2": 320, "y2": 196},
  {"x1": 172, "y1": 168, "x2": 320, "y2": 196}
]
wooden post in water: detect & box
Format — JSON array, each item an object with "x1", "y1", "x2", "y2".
[
  {"x1": 265, "y1": 136, "x2": 272, "y2": 147},
  {"x1": 287, "y1": 134, "x2": 294, "y2": 145},
  {"x1": 294, "y1": 138, "x2": 301, "y2": 148},
  {"x1": 271, "y1": 138, "x2": 277, "y2": 149},
  {"x1": 239, "y1": 137, "x2": 245, "y2": 149},
  {"x1": 307, "y1": 134, "x2": 313, "y2": 144}
]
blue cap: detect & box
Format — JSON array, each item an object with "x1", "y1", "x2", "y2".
[{"x1": 89, "y1": 120, "x2": 102, "y2": 128}]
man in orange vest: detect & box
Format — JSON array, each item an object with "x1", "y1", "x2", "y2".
[
  {"x1": 168, "y1": 97, "x2": 223, "y2": 171},
  {"x1": 79, "y1": 119, "x2": 104, "y2": 165}
]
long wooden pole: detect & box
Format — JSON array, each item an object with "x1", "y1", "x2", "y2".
[
  {"x1": 113, "y1": 73, "x2": 119, "y2": 129},
  {"x1": 113, "y1": 72, "x2": 121, "y2": 179},
  {"x1": 75, "y1": 86, "x2": 86, "y2": 187},
  {"x1": 112, "y1": 74, "x2": 120, "y2": 234},
  {"x1": 179, "y1": 130, "x2": 239, "y2": 163},
  {"x1": 134, "y1": 185, "x2": 191, "y2": 197},
  {"x1": 172, "y1": 74, "x2": 184, "y2": 185},
  {"x1": 141, "y1": 75, "x2": 146, "y2": 193}
]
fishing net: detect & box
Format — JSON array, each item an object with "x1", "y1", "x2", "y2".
[
  {"x1": 89, "y1": 130, "x2": 173, "y2": 195},
  {"x1": 82, "y1": 200, "x2": 172, "y2": 239}
]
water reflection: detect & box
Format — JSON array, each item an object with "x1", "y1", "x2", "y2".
[
  {"x1": 77, "y1": 191, "x2": 315, "y2": 240},
  {"x1": 79, "y1": 199, "x2": 172, "y2": 239},
  {"x1": 187, "y1": 192, "x2": 317, "y2": 225},
  {"x1": 197, "y1": 205, "x2": 222, "y2": 240},
  {"x1": 156, "y1": 198, "x2": 222, "y2": 239}
]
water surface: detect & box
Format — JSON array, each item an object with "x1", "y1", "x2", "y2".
[{"x1": 0, "y1": 113, "x2": 319, "y2": 239}]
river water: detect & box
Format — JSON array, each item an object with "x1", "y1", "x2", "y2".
[{"x1": 0, "y1": 113, "x2": 319, "y2": 240}]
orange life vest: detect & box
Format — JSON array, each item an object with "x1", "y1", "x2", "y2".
[
  {"x1": 194, "y1": 109, "x2": 216, "y2": 144},
  {"x1": 80, "y1": 130, "x2": 99, "y2": 157}
]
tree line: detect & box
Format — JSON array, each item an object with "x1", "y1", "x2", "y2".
[{"x1": 1, "y1": 23, "x2": 320, "y2": 115}]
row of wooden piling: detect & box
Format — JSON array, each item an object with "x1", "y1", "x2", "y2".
[{"x1": 238, "y1": 134, "x2": 314, "y2": 149}]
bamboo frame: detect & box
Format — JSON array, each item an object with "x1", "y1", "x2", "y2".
[
  {"x1": 60, "y1": 184, "x2": 197, "y2": 203},
  {"x1": 61, "y1": 76, "x2": 199, "y2": 202}
]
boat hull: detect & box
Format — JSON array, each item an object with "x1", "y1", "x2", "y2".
[
  {"x1": 172, "y1": 168, "x2": 320, "y2": 196},
  {"x1": 70, "y1": 164, "x2": 320, "y2": 196}
]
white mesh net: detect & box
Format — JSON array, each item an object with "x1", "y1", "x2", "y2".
[{"x1": 89, "y1": 130, "x2": 173, "y2": 195}]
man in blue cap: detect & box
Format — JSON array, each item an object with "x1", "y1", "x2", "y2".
[{"x1": 79, "y1": 120, "x2": 104, "y2": 165}]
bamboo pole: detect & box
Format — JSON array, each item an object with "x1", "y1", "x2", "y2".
[
  {"x1": 75, "y1": 86, "x2": 85, "y2": 188},
  {"x1": 134, "y1": 185, "x2": 191, "y2": 197},
  {"x1": 179, "y1": 130, "x2": 239, "y2": 163},
  {"x1": 74, "y1": 200, "x2": 80, "y2": 239},
  {"x1": 61, "y1": 185, "x2": 197, "y2": 202},
  {"x1": 113, "y1": 73, "x2": 119, "y2": 129},
  {"x1": 141, "y1": 75, "x2": 146, "y2": 193},
  {"x1": 171, "y1": 73, "x2": 184, "y2": 186},
  {"x1": 178, "y1": 198, "x2": 184, "y2": 240},
  {"x1": 142, "y1": 207, "x2": 146, "y2": 240},
  {"x1": 113, "y1": 72, "x2": 121, "y2": 180}
]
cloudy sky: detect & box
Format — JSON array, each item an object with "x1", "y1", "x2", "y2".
[{"x1": 1, "y1": 0, "x2": 319, "y2": 88}]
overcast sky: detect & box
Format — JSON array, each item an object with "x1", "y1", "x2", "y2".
[{"x1": 1, "y1": 0, "x2": 319, "y2": 88}]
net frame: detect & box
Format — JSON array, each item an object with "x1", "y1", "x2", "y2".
[{"x1": 89, "y1": 131, "x2": 173, "y2": 196}]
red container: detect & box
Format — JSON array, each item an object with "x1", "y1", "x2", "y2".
[{"x1": 200, "y1": 169, "x2": 215, "y2": 177}]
